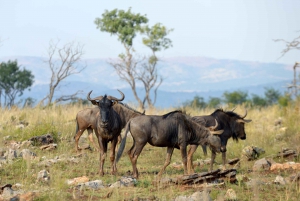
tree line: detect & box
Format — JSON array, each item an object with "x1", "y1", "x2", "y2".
[{"x1": 183, "y1": 88, "x2": 291, "y2": 109}]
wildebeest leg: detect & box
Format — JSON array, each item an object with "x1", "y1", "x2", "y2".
[
  {"x1": 157, "y1": 147, "x2": 174, "y2": 178},
  {"x1": 127, "y1": 140, "x2": 147, "y2": 178},
  {"x1": 74, "y1": 128, "x2": 85, "y2": 151},
  {"x1": 187, "y1": 145, "x2": 198, "y2": 174},
  {"x1": 110, "y1": 136, "x2": 118, "y2": 175},
  {"x1": 87, "y1": 128, "x2": 99, "y2": 151},
  {"x1": 201, "y1": 145, "x2": 208, "y2": 157},
  {"x1": 210, "y1": 150, "x2": 216, "y2": 171},
  {"x1": 222, "y1": 152, "x2": 227, "y2": 170},
  {"x1": 180, "y1": 146, "x2": 188, "y2": 175},
  {"x1": 98, "y1": 139, "x2": 107, "y2": 176}
]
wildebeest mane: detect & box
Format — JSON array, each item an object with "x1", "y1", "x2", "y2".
[
  {"x1": 162, "y1": 110, "x2": 183, "y2": 119},
  {"x1": 117, "y1": 102, "x2": 144, "y2": 115},
  {"x1": 211, "y1": 108, "x2": 243, "y2": 119}
]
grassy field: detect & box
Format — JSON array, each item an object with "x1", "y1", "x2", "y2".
[{"x1": 0, "y1": 102, "x2": 300, "y2": 200}]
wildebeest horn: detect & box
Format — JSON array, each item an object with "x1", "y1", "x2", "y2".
[
  {"x1": 208, "y1": 119, "x2": 219, "y2": 131},
  {"x1": 231, "y1": 106, "x2": 237, "y2": 112},
  {"x1": 87, "y1": 90, "x2": 103, "y2": 101},
  {"x1": 240, "y1": 109, "x2": 247, "y2": 119},
  {"x1": 107, "y1": 89, "x2": 125, "y2": 102},
  {"x1": 237, "y1": 119, "x2": 252, "y2": 123},
  {"x1": 210, "y1": 129, "x2": 224, "y2": 135}
]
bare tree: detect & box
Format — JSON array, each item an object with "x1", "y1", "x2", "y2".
[
  {"x1": 275, "y1": 34, "x2": 300, "y2": 98},
  {"x1": 137, "y1": 56, "x2": 163, "y2": 109},
  {"x1": 274, "y1": 35, "x2": 300, "y2": 58},
  {"x1": 108, "y1": 47, "x2": 145, "y2": 109},
  {"x1": 40, "y1": 40, "x2": 86, "y2": 106}
]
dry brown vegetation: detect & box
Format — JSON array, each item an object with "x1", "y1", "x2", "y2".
[{"x1": 0, "y1": 102, "x2": 300, "y2": 200}]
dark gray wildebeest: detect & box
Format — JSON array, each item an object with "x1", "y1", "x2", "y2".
[
  {"x1": 187, "y1": 108, "x2": 252, "y2": 173},
  {"x1": 86, "y1": 90, "x2": 125, "y2": 176},
  {"x1": 116, "y1": 110, "x2": 224, "y2": 178},
  {"x1": 74, "y1": 102, "x2": 144, "y2": 151}
]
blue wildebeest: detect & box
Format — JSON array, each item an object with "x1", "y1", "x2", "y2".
[
  {"x1": 74, "y1": 102, "x2": 144, "y2": 151},
  {"x1": 116, "y1": 110, "x2": 223, "y2": 178},
  {"x1": 187, "y1": 108, "x2": 252, "y2": 173},
  {"x1": 86, "y1": 90, "x2": 124, "y2": 176}
]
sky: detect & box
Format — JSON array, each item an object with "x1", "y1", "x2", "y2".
[{"x1": 1, "y1": 0, "x2": 300, "y2": 65}]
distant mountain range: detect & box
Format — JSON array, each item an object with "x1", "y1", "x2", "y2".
[{"x1": 0, "y1": 56, "x2": 294, "y2": 108}]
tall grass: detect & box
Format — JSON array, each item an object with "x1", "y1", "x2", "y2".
[{"x1": 0, "y1": 102, "x2": 299, "y2": 200}]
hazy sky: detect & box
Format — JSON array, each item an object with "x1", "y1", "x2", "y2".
[{"x1": 1, "y1": 0, "x2": 300, "y2": 64}]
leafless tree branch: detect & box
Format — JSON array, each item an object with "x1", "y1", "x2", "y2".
[{"x1": 43, "y1": 39, "x2": 86, "y2": 106}]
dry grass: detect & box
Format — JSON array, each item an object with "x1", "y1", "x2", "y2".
[{"x1": 0, "y1": 102, "x2": 300, "y2": 200}]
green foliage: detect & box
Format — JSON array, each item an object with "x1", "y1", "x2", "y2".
[
  {"x1": 223, "y1": 90, "x2": 248, "y2": 105},
  {"x1": 94, "y1": 8, "x2": 148, "y2": 46},
  {"x1": 251, "y1": 94, "x2": 267, "y2": 107},
  {"x1": 264, "y1": 87, "x2": 281, "y2": 105},
  {"x1": 141, "y1": 23, "x2": 173, "y2": 52},
  {"x1": 183, "y1": 95, "x2": 206, "y2": 109},
  {"x1": 278, "y1": 94, "x2": 291, "y2": 107},
  {"x1": 207, "y1": 97, "x2": 222, "y2": 108},
  {"x1": 0, "y1": 60, "x2": 34, "y2": 107}
]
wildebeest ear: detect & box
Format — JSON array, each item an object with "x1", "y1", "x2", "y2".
[
  {"x1": 112, "y1": 101, "x2": 118, "y2": 105},
  {"x1": 90, "y1": 100, "x2": 98, "y2": 105},
  {"x1": 236, "y1": 119, "x2": 252, "y2": 123},
  {"x1": 210, "y1": 129, "x2": 223, "y2": 135}
]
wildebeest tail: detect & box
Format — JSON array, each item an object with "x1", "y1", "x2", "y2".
[{"x1": 116, "y1": 121, "x2": 131, "y2": 163}]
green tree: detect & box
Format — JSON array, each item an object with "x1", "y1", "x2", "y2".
[
  {"x1": 184, "y1": 95, "x2": 207, "y2": 109},
  {"x1": 138, "y1": 23, "x2": 173, "y2": 108},
  {"x1": 207, "y1": 97, "x2": 222, "y2": 108},
  {"x1": 251, "y1": 94, "x2": 267, "y2": 107},
  {"x1": 223, "y1": 90, "x2": 248, "y2": 105},
  {"x1": 0, "y1": 60, "x2": 34, "y2": 107},
  {"x1": 278, "y1": 93, "x2": 291, "y2": 107},
  {"x1": 264, "y1": 87, "x2": 281, "y2": 105},
  {"x1": 95, "y1": 8, "x2": 172, "y2": 109}
]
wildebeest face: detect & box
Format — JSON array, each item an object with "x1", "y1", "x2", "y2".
[
  {"x1": 98, "y1": 96, "x2": 113, "y2": 128},
  {"x1": 233, "y1": 118, "x2": 252, "y2": 140}
]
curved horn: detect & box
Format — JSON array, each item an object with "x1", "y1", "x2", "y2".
[
  {"x1": 107, "y1": 89, "x2": 125, "y2": 102},
  {"x1": 210, "y1": 129, "x2": 224, "y2": 135},
  {"x1": 240, "y1": 109, "x2": 247, "y2": 119},
  {"x1": 208, "y1": 119, "x2": 219, "y2": 131},
  {"x1": 87, "y1": 90, "x2": 93, "y2": 101},
  {"x1": 212, "y1": 119, "x2": 218, "y2": 130},
  {"x1": 87, "y1": 90, "x2": 103, "y2": 101}
]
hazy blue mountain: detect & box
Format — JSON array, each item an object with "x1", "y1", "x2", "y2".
[{"x1": 0, "y1": 56, "x2": 293, "y2": 108}]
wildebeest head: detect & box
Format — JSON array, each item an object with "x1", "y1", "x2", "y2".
[
  {"x1": 225, "y1": 108, "x2": 252, "y2": 141},
  {"x1": 87, "y1": 90, "x2": 125, "y2": 128}
]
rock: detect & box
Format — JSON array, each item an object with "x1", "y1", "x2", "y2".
[
  {"x1": 109, "y1": 176, "x2": 137, "y2": 188},
  {"x1": 242, "y1": 146, "x2": 265, "y2": 161},
  {"x1": 29, "y1": 134, "x2": 54, "y2": 146},
  {"x1": 253, "y1": 158, "x2": 271, "y2": 171},
  {"x1": 12, "y1": 191, "x2": 39, "y2": 201},
  {"x1": 19, "y1": 149, "x2": 36, "y2": 160},
  {"x1": 270, "y1": 162, "x2": 300, "y2": 171},
  {"x1": 224, "y1": 188, "x2": 237, "y2": 200},
  {"x1": 274, "y1": 175, "x2": 286, "y2": 185},
  {"x1": 37, "y1": 170, "x2": 50, "y2": 182},
  {"x1": 4, "y1": 149, "x2": 17, "y2": 161},
  {"x1": 67, "y1": 176, "x2": 89, "y2": 185},
  {"x1": 40, "y1": 143, "x2": 57, "y2": 151},
  {"x1": 20, "y1": 140, "x2": 33, "y2": 148},
  {"x1": 75, "y1": 180, "x2": 105, "y2": 190}
]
